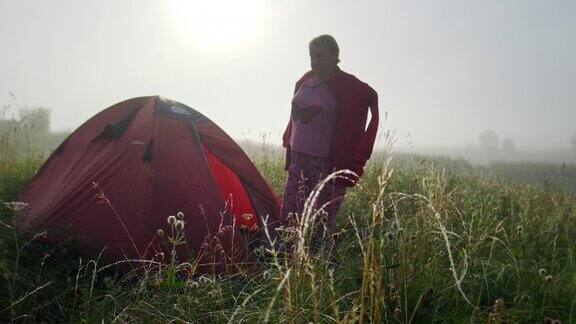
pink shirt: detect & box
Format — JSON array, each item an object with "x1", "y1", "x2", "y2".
[{"x1": 289, "y1": 75, "x2": 339, "y2": 157}]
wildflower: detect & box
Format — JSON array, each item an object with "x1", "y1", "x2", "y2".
[
  {"x1": 177, "y1": 211, "x2": 184, "y2": 219},
  {"x1": 167, "y1": 215, "x2": 177, "y2": 225},
  {"x1": 4, "y1": 201, "x2": 29, "y2": 211},
  {"x1": 103, "y1": 276, "x2": 114, "y2": 289},
  {"x1": 41, "y1": 252, "x2": 50, "y2": 266},
  {"x1": 175, "y1": 220, "x2": 185, "y2": 231},
  {"x1": 94, "y1": 193, "x2": 107, "y2": 204},
  {"x1": 33, "y1": 231, "x2": 47, "y2": 240},
  {"x1": 198, "y1": 275, "x2": 213, "y2": 285},
  {"x1": 262, "y1": 270, "x2": 271, "y2": 280},
  {"x1": 393, "y1": 308, "x2": 401, "y2": 319},
  {"x1": 545, "y1": 275, "x2": 553, "y2": 283},
  {"x1": 157, "y1": 229, "x2": 164, "y2": 237},
  {"x1": 539, "y1": 268, "x2": 547, "y2": 276},
  {"x1": 242, "y1": 213, "x2": 253, "y2": 220},
  {"x1": 489, "y1": 299, "x2": 508, "y2": 322},
  {"x1": 544, "y1": 317, "x2": 561, "y2": 324},
  {"x1": 253, "y1": 246, "x2": 265, "y2": 256}
]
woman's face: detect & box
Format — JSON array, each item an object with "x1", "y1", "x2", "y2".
[{"x1": 309, "y1": 44, "x2": 338, "y2": 74}]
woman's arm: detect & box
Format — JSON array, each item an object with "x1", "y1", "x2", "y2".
[{"x1": 355, "y1": 86, "x2": 379, "y2": 167}]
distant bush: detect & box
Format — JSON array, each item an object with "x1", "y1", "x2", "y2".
[
  {"x1": 0, "y1": 106, "x2": 69, "y2": 158},
  {"x1": 502, "y1": 138, "x2": 516, "y2": 154},
  {"x1": 479, "y1": 130, "x2": 499, "y2": 152}
]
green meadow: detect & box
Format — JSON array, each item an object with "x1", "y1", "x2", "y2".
[{"x1": 1, "y1": 113, "x2": 575, "y2": 323}]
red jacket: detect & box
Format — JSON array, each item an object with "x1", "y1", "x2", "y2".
[{"x1": 282, "y1": 68, "x2": 379, "y2": 187}]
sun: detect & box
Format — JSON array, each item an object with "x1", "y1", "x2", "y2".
[{"x1": 168, "y1": 0, "x2": 266, "y2": 50}]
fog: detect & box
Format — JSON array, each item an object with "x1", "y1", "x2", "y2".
[{"x1": 1, "y1": 0, "x2": 575, "y2": 162}]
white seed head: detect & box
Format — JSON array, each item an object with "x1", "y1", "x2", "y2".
[
  {"x1": 263, "y1": 270, "x2": 271, "y2": 280},
  {"x1": 539, "y1": 268, "x2": 547, "y2": 276},
  {"x1": 4, "y1": 201, "x2": 29, "y2": 211},
  {"x1": 177, "y1": 211, "x2": 184, "y2": 219},
  {"x1": 167, "y1": 215, "x2": 177, "y2": 225}
]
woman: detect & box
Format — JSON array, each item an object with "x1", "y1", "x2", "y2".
[{"x1": 281, "y1": 34, "x2": 379, "y2": 249}]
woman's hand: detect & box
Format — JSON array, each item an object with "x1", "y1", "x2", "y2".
[{"x1": 335, "y1": 161, "x2": 364, "y2": 187}]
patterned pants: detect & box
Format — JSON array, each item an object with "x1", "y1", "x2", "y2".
[{"x1": 281, "y1": 151, "x2": 347, "y2": 243}]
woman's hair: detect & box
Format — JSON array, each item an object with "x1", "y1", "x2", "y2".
[{"x1": 309, "y1": 34, "x2": 340, "y2": 63}]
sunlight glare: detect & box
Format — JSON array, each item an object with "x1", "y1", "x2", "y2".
[{"x1": 168, "y1": 0, "x2": 266, "y2": 50}]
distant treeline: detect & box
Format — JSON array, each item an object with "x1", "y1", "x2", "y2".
[
  {"x1": 239, "y1": 140, "x2": 576, "y2": 192},
  {"x1": 376, "y1": 151, "x2": 576, "y2": 192},
  {"x1": 0, "y1": 107, "x2": 69, "y2": 157}
]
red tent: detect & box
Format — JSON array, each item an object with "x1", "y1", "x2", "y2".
[{"x1": 16, "y1": 96, "x2": 282, "y2": 272}]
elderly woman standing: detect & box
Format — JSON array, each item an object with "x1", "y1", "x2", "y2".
[{"x1": 281, "y1": 34, "x2": 379, "y2": 249}]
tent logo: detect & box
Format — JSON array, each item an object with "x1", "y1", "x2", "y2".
[{"x1": 170, "y1": 106, "x2": 192, "y2": 116}]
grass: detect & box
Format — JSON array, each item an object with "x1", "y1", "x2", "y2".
[
  {"x1": 2, "y1": 151, "x2": 575, "y2": 322},
  {"x1": 1, "y1": 118, "x2": 576, "y2": 322}
]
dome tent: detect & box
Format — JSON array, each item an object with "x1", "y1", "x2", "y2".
[{"x1": 16, "y1": 96, "x2": 282, "y2": 272}]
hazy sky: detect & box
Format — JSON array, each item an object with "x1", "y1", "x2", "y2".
[{"x1": 1, "y1": 0, "x2": 575, "y2": 150}]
